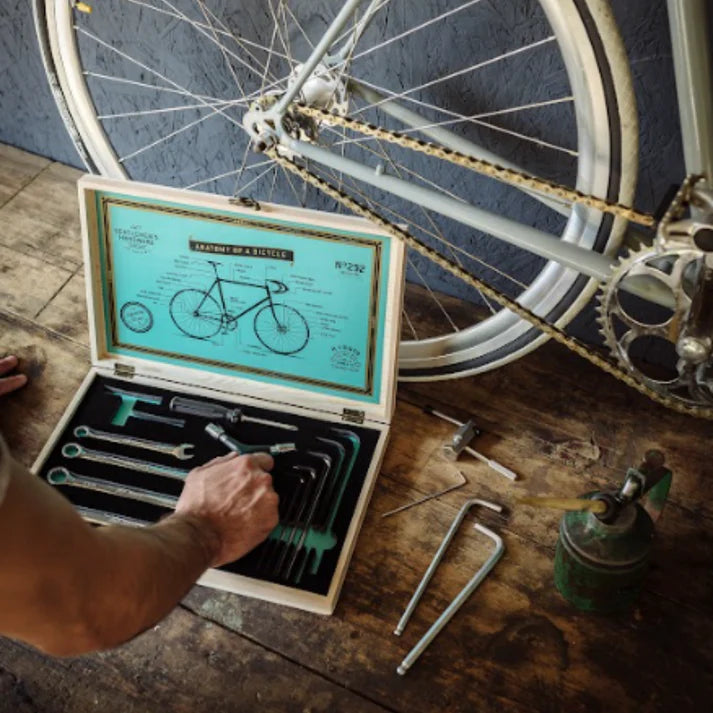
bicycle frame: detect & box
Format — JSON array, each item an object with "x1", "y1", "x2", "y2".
[
  {"x1": 202, "y1": 273, "x2": 281, "y2": 326},
  {"x1": 261, "y1": 0, "x2": 713, "y2": 287}
]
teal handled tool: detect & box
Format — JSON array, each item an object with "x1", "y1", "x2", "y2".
[
  {"x1": 525, "y1": 450, "x2": 672, "y2": 613},
  {"x1": 105, "y1": 385, "x2": 185, "y2": 428}
]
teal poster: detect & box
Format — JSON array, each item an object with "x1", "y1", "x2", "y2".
[{"x1": 95, "y1": 193, "x2": 392, "y2": 403}]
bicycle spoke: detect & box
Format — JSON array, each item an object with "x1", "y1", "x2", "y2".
[
  {"x1": 76, "y1": 27, "x2": 245, "y2": 128},
  {"x1": 351, "y1": 76, "x2": 577, "y2": 156},
  {"x1": 84, "y1": 73, "x2": 229, "y2": 104},
  {"x1": 311, "y1": 162, "x2": 529, "y2": 294},
  {"x1": 194, "y1": 0, "x2": 247, "y2": 100},
  {"x1": 119, "y1": 109, "x2": 222, "y2": 164},
  {"x1": 331, "y1": 96, "x2": 575, "y2": 149},
  {"x1": 97, "y1": 98, "x2": 239, "y2": 120}
]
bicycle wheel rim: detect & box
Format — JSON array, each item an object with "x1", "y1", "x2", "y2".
[{"x1": 39, "y1": 0, "x2": 637, "y2": 378}]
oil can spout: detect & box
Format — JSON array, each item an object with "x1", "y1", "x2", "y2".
[{"x1": 596, "y1": 450, "x2": 672, "y2": 524}]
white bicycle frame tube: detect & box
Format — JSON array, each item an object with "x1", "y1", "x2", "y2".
[
  {"x1": 667, "y1": 0, "x2": 713, "y2": 188},
  {"x1": 280, "y1": 132, "x2": 613, "y2": 280}
]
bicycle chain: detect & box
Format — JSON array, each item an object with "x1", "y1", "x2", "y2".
[
  {"x1": 291, "y1": 104, "x2": 656, "y2": 227},
  {"x1": 265, "y1": 110, "x2": 713, "y2": 420}
]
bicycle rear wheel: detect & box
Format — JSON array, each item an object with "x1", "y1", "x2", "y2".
[
  {"x1": 36, "y1": 0, "x2": 637, "y2": 378},
  {"x1": 169, "y1": 289, "x2": 223, "y2": 339}
]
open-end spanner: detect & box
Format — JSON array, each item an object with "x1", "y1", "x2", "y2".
[
  {"x1": 74, "y1": 425, "x2": 195, "y2": 460},
  {"x1": 48, "y1": 466, "x2": 178, "y2": 509},
  {"x1": 61, "y1": 443, "x2": 190, "y2": 481},
  {"x1": 77, "y1": 506, "x2": 149, "y2": 528}
]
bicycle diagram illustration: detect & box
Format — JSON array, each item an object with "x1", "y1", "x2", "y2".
[{"x1": 169, "y1": 261, "x2": 310, "y2": 356}]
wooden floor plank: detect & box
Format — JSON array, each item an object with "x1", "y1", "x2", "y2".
[
  {"x1": 0, "y1": 607, "x2": 393, "y2": 713},
  {"x1": 0, "y1": 144, "x2": 50, "y2": 208},
  {"x1": 34, "y1": 269, "x2": 90, "y2": 344},
  {"x1": 0, "y1": 245, "x2": 73, "y2": 321},
  {"x1": 0, "y1": 161, "x2": 83, "y2": 272}
]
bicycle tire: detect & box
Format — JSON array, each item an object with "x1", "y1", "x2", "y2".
[
  {"x1": 36, "y1": 0, "x2": 637, "y2": 379},
  {"x1": 254, "y1": 303, "x2": 310, "y2": 355},
  {"x1": 169, "y1": 289, "x2": 223, "y2": 339}
]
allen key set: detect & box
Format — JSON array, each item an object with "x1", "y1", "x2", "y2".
[{"x1": 38, "y1": 374, "x2": 376, "y2": 597}]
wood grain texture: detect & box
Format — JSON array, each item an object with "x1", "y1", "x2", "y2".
[
  {"x1": 1, "y1": 145, "x2": 712, "y2": 713},
  {"x1": 0, "y1": 144, "x2": 50, "y2": 207}
]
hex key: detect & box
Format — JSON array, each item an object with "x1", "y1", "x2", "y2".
[
  {"x1": 394, "y1": 498, "x2": 503, "y2": 636},
  {"x1": 396, "y1": 521, "x2": 504, "y2": 675}
]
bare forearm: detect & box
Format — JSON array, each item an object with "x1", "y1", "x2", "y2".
[
  {"x1": 78, "y1": 514, "x2": 219, "y2": 652},
  {"x1": 0, "y1": 453, "x2": 218, "y2": 656}
]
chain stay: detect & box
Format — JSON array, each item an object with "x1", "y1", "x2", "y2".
[
  {"x1": 266, "y1": 135, "x2": 713, "y2": 420},
  {"x1": 292, "y1": 104, "x2": 656, "y2": 227}
]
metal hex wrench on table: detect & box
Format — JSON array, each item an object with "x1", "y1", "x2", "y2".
[
  {"x1": 61, "y1": 443, "x2": 190, "y2": 481},
  {"x1": 73, "y1": 425, "x2": 195, "y2": 460},
  {"x1": 395, "y1": 498, "x2": 505, "y2": 676},
  {"x1": 47, "y1": 467, "x2": 178, "y2": 509}
]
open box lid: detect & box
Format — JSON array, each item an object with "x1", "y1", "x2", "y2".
[{"x1": 78, "y1": 176, "x2": 405, "y2": 425}]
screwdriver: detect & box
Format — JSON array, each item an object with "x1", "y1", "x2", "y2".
[
  {"x1": 169, "y1": 396, "x2": 298, "y2": 431},
  {"x1": 424, "y1": 406, "x2": 518, "y2": 481}
]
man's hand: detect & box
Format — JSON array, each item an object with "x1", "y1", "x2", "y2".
[
  {"x1": 173, "y1": 451, "x2": 279, "y2": 566},
  {"x1": 0, "y1": 355, "x2": 27, "y2": 396}
]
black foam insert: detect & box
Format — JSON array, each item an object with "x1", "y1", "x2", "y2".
[{"x1": 39, "y1": 373, "x2": 380, "y2": 596}]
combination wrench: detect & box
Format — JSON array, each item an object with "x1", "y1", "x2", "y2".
[
  {"x1": 48, "y1": 466, "x2": 178, "y2": 509},
  {"x1": 61, "y1": 443, "x2": 190, "y2": 481},
  {"x1": 74, "y1": 425, "x2": 195, "y2": 460}
]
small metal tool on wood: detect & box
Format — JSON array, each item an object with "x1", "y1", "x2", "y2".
[
  {"x1": 381, "y1": 470, "x2": 468, "y2": 518},
  {"x1": 395, "y1": 498, "x2": 505, "y2": 675},
  {"x1": 170, "y1": 396, "x2": 298, "y2": 431},
  {"x1": 424, "y1": 406, "x2": 518, "y2": 481}
]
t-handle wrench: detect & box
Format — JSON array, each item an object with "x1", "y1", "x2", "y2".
[{"x1": 205, "y1": 423, "x2": 297, "y2": 455}]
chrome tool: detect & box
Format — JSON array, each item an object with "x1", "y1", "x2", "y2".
[
  {"x1": 61, "y1": 443, "x2": 190, "y2": 481},
  {"x1": 381, "y1": 470, "x2": 468, "y2": 518},
  {"x1": 424, "y1": 406, "x2": 518, "y2": 481},
  {"x1": 395, "y1": 499, "x2": 505, "y2": 675},
  {"x1": 74, "y1": 425, "x2": 195, "y2": 460},
  {"x1": 48, "y1": 466, "x2": 178, "y2": 509},
  {"x1": 77, "y1": 506, "x2": 149, "y2": 528},
  {"x1": 205, "y1": 422, "x2": 296, "y2": 455},
  {"x1": 170, "y1": 396, "x2": 298, "y2": 431}
]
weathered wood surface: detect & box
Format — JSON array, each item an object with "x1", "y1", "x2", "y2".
[{"x1": 1, "y1": 145, "x2": 712, "y2": 713}]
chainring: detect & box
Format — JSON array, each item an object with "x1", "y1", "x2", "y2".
[{"x1": 596, "y1": 243, "x2": 713, "y2": 407}]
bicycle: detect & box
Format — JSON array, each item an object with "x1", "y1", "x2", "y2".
[
  {"x1": 169, "y1": 261, "x2": 310, "y2": 355},
  {"x1": 33, "y1": 0, "x2": 713, "y2": 417}
]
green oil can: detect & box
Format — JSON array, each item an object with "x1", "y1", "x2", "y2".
[{"x1": 553, "y1": 451, "x2": 672, "y2": 614}]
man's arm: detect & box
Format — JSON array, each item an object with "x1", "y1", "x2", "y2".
[{"x1": 0, "y1": 449, "x2": 278, "y2": 656}]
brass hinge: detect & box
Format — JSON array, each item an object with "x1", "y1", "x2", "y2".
[
  {"x1": 113, "y1": 363, "x2": 136, "y2": 378},
  {"x1": 342, "y1": 408, "x2": 364, "y2": 424}
]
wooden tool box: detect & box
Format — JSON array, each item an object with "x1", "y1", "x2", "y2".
[{"x1": 31, "y1": 176, "x2": 405, "y2": 615}]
